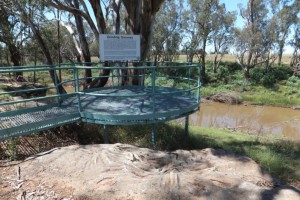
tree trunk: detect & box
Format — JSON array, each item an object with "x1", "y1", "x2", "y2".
[
  {"x1": 8, "y1": 44, "x2": 23, "y2": 79},
  {"x1": 278, "y1": 41, "x2": 284, "y2": 66},
  {"x1": 123, "y1": 0, "x2": 164, "y2": 85},
  {"x1": 213, "y1": 54, "x2": 218, "y2": 73},
  {"x1": 244, "y1": 67, "x2": 250, "y2": 80},
  {"x1": 201, "y1": 38, "x2": 207, "y2": 84},
  {"x1": 89, "y1": 62, "x2": 110, "y2": 88},
  {"x1": 74, "y1": 0, "x2": 92, "y2": 87}
]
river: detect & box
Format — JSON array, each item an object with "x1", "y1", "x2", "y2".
[{"x1": 187, "y1": 102, "x2": 300, "y2": 141}]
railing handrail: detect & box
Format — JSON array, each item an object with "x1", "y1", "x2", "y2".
[
  {"x1": 0, "y1": 62, "x2": 198, "y2": 72},
  {"x1": 0, "y1": 63, "x2": 201, "y2": 110}
]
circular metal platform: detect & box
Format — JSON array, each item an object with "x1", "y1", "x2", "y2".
[{"x1": 63, "y1": 86, "x2": 199, "y2": 125}]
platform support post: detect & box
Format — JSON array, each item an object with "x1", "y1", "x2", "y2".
[
  {"x1": 185, "y1": 115, "x2": 189, "y2": 137},
  {"x1": 152, "y1": 123, "x2": 156, "y2": 145},
  {"x1": 103, "y1": 125, "x2": 109, "y2": 144},
  {"x1": 74, "y1": 67, "x2": 82, "y2": 112}
]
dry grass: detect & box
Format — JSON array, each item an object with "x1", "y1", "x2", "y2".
[
  {"x1": 93, "y1": 54, "x2": 293, "y2": 65},
  {"x1": 178, "y1": 54, "x2": 293, "y2": 65}
]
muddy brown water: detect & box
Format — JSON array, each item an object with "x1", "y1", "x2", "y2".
[{"x1": 187, "y1": 102, "x2": 300, "y2": 141}]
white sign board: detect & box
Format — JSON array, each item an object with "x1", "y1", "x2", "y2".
[{"x1": 99, "y1": 34, "x2": 141, "y2": 61}]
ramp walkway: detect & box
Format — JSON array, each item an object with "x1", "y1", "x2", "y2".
[{"x1": 0, "y1": 62, "x2": 201, "y2": 143}]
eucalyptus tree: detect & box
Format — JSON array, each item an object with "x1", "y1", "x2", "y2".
[
  {"x1": 4, "y1": 0, "x2": 67, "y2": 93},
  {"x1": 26, "y1": 22, "x2": 79, "y2": 64},
  {"x1": 210, "y1": 4, "x2": 236, "y2": 73},
  {"x1": 0, "y1": 5, "x2": 23, "y2": 78},
  {"x1": 151, "y1": 0, "x2": 183, "y2": 62},
  {"x1": 48, "y1": 0, "x2": 164, "y2": 87},
  {"x1": 235, "y1": 0, "x2": 272, "y2": 80},
  {"x1": 48, "y1": 0, "x2": 165, "y2": 60},
  {"x1": 270, "y1": 0, "x2": 299, "y2": 65},
  {"x1": 290, "y1": 23, "x2": 300, "y2": 68},
  {"x1": 183, "y1": 0, "x2": 221, "y2": 84}
]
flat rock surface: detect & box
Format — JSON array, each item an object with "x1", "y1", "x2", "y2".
[{"x1": 1, "y1": 144, "x2": 300, "y2": 200}]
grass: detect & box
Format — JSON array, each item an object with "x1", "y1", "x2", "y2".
[
  {"x1": 201, "y1": 83, "x2": 300, "y2": 106},
  {"x1": 241, "y1": 89, "x2": 300, "y2": 106},
  {"x1": 188, "y1": 126, "x2": 300, "y2": 183},
  {"x1": 200, "y1": 66, "x2": 300, "y2": 106}
]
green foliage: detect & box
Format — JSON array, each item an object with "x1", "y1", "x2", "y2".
[
  {"x1": 250, "y1": 68, "x2": 265, "y2": 84},
  {"x1": 261, "y1": 72, "x2": 276, "y2": 87},
  {"x1": 222, "y1": 61, "x2": 241, "y2": 72},
  {"x1": 250, "y1": 66, "x2": 293, "y2": 87},
  {"x1": 206, "y1": 63, "x2": 243, "y2": 86},
  {"x1": 286, "y1": 76, "x2": 300, "y2": 87}
]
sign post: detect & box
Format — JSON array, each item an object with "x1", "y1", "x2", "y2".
[{"x1": 99, "y1": 34, "x2": 141, "y2": 61}]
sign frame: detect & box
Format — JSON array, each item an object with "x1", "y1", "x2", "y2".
[{"x1": 99, "y1": 34, "x2": 141, "y2": 61}]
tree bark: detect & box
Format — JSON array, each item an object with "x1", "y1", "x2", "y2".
[
  {"x1": 73, "y1": 0, "x2": 92, "y2": 87},
  {"x1": 201, "y1": 38, "x2": 207, "y2": 84},
  {"x1": 8, "y1": 44, "x2": 23, "y2": 79},
  {"x1": 123, "y1": 0, "x2": 164, "y2": 85}
]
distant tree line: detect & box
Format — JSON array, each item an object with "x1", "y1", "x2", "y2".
[{"x1": 0, "y1": 0, "x2": 299, "y2": 87}]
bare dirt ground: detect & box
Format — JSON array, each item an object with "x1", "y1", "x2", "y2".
[{"x1": 1, "y1": 143, "x2": 299, "y2": 200}]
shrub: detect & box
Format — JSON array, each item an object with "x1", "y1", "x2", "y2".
[
  {"x1": 271, "y1": 65, "x2": 293, "y2": 81},
  {"x1": 287, "y1": 76, "x2": 300, "y2": 87},
  {"x1": 250, "y1": 68, "x2": 265, "y2": 84},
  {"x1": 261, "y1": 72, "x2": 276, "y2": 87},
  {"x1": 250, "y1": 66, "x2": 293, "y2": 87}
]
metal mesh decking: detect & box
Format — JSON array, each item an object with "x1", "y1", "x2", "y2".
[
  {"x1": 0, "y1": 106, "x2": 80, "y2": 141},
  {"x1": 0, "y1": 106, "x2": 78, "y2": 129}
]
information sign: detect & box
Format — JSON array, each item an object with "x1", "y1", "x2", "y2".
[{"x1": 99, "y1": 34, "x2": 141, "y2": 61}]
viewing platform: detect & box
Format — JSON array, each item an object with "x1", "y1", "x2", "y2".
[{"x1": 0, "y1": 62, "x2": 201, "y2": 143}]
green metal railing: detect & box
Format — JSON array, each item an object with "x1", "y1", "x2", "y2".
[{"x1": 0, "y1": 62, "x2": 201, "y2": 143}]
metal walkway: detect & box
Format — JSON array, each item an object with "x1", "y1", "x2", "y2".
[
  {"x1": 0, "y1": 104, "x2": 80, "y2": 141},
  {"x1": 0, "y1": 63, "x2": 201, "y2": 142}
]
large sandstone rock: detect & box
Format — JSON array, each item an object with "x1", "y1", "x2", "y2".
[{"x1": 1, "y1": 144, "x2": 299, "y2": 199}]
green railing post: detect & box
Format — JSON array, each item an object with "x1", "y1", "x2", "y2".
[
  {"x1": 197, "y1": 63, "x2": 201, "y2": 103},
  {"x1": 151, "y1": 66, "x2": 157, "y2": 145},
  {"x1": 188, "y1": 65, "x2": 191, "y2": 91},
  {"x1": 53, "y1": 66, "x2": 61, "y2": 105},
  {"x1": 74, "y1": 66, "x2": 82, "y2": 112},
  {"x1": 151, "y1": 66, "x2": 156, "y2": 115}
]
